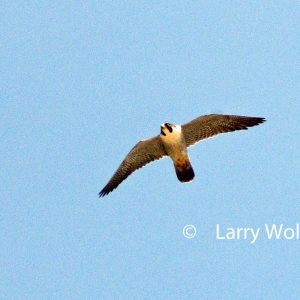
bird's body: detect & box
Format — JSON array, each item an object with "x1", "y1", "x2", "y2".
[
  {"x1": 99, "y1": 114, "x2": 265, "y2": 197},
  {"x1": 160, "y1": 123, "x2": 194, "y2": 182}
]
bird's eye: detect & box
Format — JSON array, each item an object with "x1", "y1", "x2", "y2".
[{"x1": 165, "y1": 123, "x2": 173, "y2": 133}]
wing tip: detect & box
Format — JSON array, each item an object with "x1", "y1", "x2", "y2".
[
  {"x1": 99, "y1": 185, "x2": 117, "y2": 198},
  {"x1": 99, "y1": 189, "x2": 110, "y2": 198},
  {"x1": 243, "y1": 116, "x2": 266, "y2": 127},
  {"x1": 256, "y1": 117, "x2": 266, "y2": 124},
  {"x1": 253, "y1": 117, "x2": 266, "y2": 126}
]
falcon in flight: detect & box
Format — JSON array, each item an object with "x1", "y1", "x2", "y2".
[{"x1": 99, "y1": 114, "x2": 265, "y2": 197}]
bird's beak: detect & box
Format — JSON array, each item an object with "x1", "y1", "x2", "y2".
[{"x1": 160, "y1": 125, "x2": 166, "y2": 136}]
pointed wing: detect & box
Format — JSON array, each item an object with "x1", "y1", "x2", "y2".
[
  {"x1": 182, "y1": 114, "x2": 265, "y2": 148},
  {"x1": 99, "y1": 136, "x2": 167, "y2": 197}
]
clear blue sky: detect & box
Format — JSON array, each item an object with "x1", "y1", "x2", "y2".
[{"x1": 1, "y1": 2, "x2": 299, "y2": 299}]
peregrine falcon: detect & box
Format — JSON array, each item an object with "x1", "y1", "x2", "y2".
[{"x1": 99, "y1": 114, "x2": 265, "y2": 197}]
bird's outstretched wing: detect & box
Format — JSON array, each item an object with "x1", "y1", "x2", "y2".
[
  {"x1": 182, "y1": 114, "x2": 265, "y2": 148},
  {"x1": 99, "y1": 136, "x2": 167, "y2": 197}
]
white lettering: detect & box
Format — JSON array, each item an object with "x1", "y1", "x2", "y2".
[
  {"x1": 216, "y1": 225, "x2": 260, "y2": 243},
  {"x1": 265, "y1": 224, "x2": 283, "y2": 239},
  {"x1": 216, "y1": 224, "x2": 225, "y2": 240}
]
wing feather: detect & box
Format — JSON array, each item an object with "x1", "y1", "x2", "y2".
[
  {"x1": 182, "y1": 114, "x2": 265, "y2": 148},
  {"x1": 99, "y1": 136, "x2": 166, "y2": 197}
]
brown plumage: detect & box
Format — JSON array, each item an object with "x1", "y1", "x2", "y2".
[
  {"x1": 99, "y1": 114, "x2": 265, "y2": 197},
  {"x1": 174, "y1": 157, "x2": 195, "y2": 182},
  {"x1": 182, "y1": 114, "x2": 265, "y2": 147}
]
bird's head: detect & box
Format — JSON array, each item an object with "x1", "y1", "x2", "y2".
[{"x1": 160, "y1": 123, "x2": 180, "y2": 137}]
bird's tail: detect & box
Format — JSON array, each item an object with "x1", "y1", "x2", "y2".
[{"x1": 174, "y1": 158, "x2": 195, "y2": 183}]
